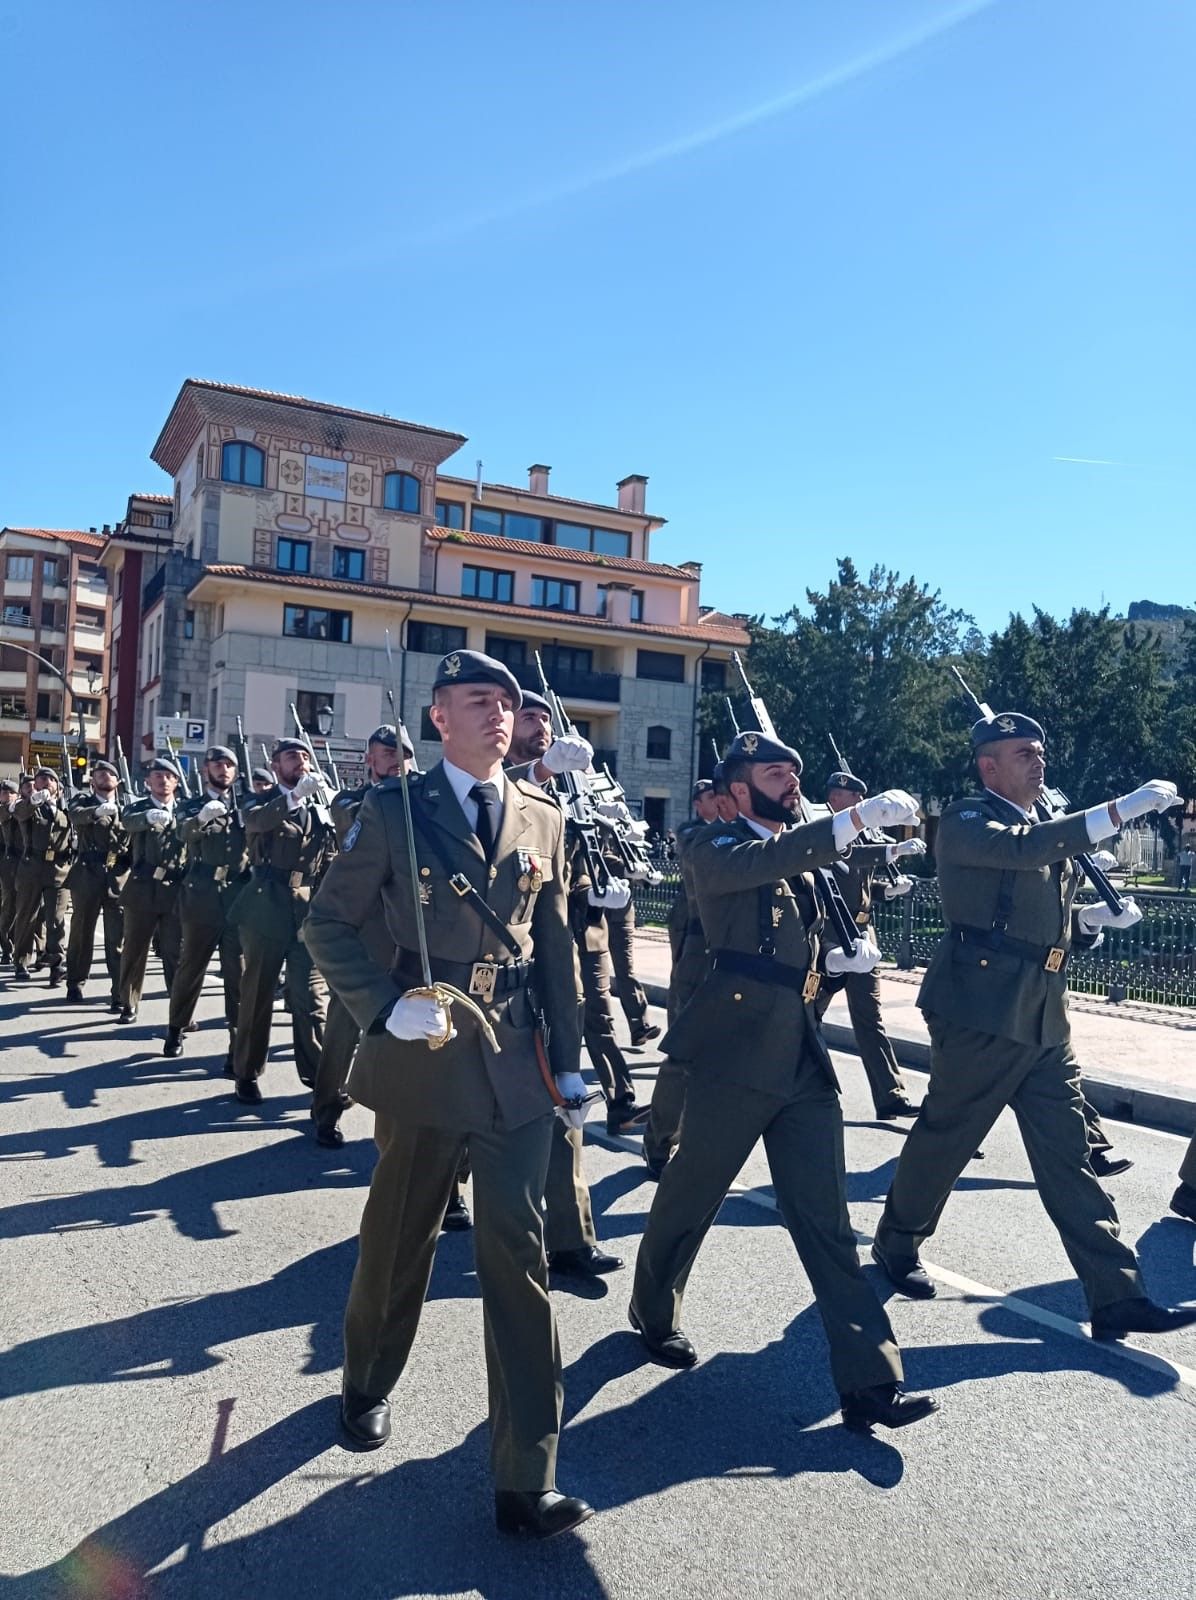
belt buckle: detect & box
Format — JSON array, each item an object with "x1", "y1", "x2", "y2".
[
  {"x1": 802, "y1": 971, "x2": 821, "y2": 1003},
  {"x1": 44, "y1": 850, "x2": 55, "y2": 862},
  {"x1": 1045, "y1": 947, "x2": 1065, "y2": 973},
  {"x1": 290, "y1": 870, "x2": 304, "y2": 891},
  {"x1": 855, "y1": 911, "x2": 870, "y2": 927},
  {"x1": 469, "y1": 961, "x2": 497, "y2": 1003},
  {"x1": 153, "y1": 866, "x2": 166, "y2": 881}
]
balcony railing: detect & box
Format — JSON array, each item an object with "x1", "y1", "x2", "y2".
[
  {"x1": 142, "y1": 567, "x2": 167, "y2": 610},
  {"x1": 509, "y1": 662, "x2": 621, "y2": 703}
]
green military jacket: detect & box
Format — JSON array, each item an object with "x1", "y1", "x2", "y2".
[
  {"x1": 667, "y1": 817, "x2": 713, "y2": 1018},
  {"x1": 327, "y1": 782, "x2": 394, "y2": 969},
  {"x1": 66, "y1": 791, "x2": 129, "y2": 893},
  {"x1": 1, "y1": 803, "x2": 25, "y2": 870},
  {"x1": 178, "y1": 791, "x2": 249, "y2": 890},
  {"x1": 303, "y1": 760, "x2": 581, "y2": 1133},
  {"x1": 918, "y1": 790, "x2": 1099, "y2": 1046},
  {"x1": 13, "y1": 791, "x2": 73, "y2": 886},
  {"x1": 121, "y1": 797, "x2": 187, "y2": 894},
  {"x1": 663, "y1": 813, "x2": 846, "y2": 1096},
  {"x1": 232, "y1": 785, "x2": 337, "y2": 936}
]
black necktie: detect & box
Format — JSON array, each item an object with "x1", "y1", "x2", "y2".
[{"x1": 470, "y1": 782, "x2": 500, "y2": 861}]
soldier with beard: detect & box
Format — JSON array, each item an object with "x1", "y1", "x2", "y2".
[
  {"x1": 117, "y1": 758, "x2": 186, "y2": 1023},
  {"x1": 65, "y1": 760, "x2": 127, "y2": 1007}
]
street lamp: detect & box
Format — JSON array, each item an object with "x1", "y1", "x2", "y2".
[{"x1": 316, "y1": 704, "x2": 335, "y2": 739}]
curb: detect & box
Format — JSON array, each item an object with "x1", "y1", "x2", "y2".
[{"x1": 643, "y1": 980, "x2": 1196, "y2": 1138}]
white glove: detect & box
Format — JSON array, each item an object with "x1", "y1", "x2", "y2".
[
  {"x1": 197, "y1": 799, "x2": 227, "y2": 825},
  {"x1": 290, "y1": 773, "x2": 322, "y2": 800},
  {"x1": 888, "y1": 838, "x2": 926, "y2": 861},
  {"x1": 1113, "y1": 780, "x2": 1179, "y2": 823},
  {"x1": 824, "y1": 932, "x2": 882, "y2": 976},
  {"x1": 595, "y1": 799, "x2": 632, "y2": 822},
  {"x1": 144, "y1": 808, "x2": 171, "y2": 831},
  {"x1": 541, "y1": 734, "x2": 594, "y2": 774},
  {"x1": 626, "y1": 818, "x2": 651, "y2": 839},
  {"x1": 1077, "y1": 896, "x2": 1143, "y2": 935},
  {"x1": 589, "y1": 876, "x2": 631, "y2": 910},
  {"x1": 553, "y1": 1071, "x2": 597, "y2": 1130},
  {"x1": 883, "y1": 875, "x2": 914, "y2": 899},
  {"x1": 384, "y1": 995, "x2": 455, "y2": 1044},
  {"x1": 644, "y1": 868, "x2": 664, "y2": 886},
  {"x1": 1088, "y1": 849, "x2": 1119, "y2": 872},
  {"x1": 35, "y1": 791, "x2": 55, "y2": 809},
  {"x1": 94, "y1": 800, "x2": 119, "y2": 819},
  {"x1": 627, "y1": 863, "x2": 649, "y2": 882},
  {"x1": 857, "y1": 790, "x2": 921, "y2": 831}
]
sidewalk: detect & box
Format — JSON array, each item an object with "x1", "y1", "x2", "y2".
[{"x1": 631, "y1": 931, "x2": 1196, "y2": 1136}]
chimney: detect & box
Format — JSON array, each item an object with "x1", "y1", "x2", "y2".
[
  {"x1": 602, "y1": 581, "x2": 633, "y2": 626},
  {"x1": 528, "y1": 463, "x2": 551, "y2": 496},
  {"x1": 616, "y1": 474, "x2": 648, "y2": 514},
  {"x1": 679, "y1": 561, "x2": 702, "y2": 575}
]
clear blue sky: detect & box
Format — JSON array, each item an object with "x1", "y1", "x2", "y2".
[{"x1": 2, "y1": 0, "x2": 1192, "y2": 633}]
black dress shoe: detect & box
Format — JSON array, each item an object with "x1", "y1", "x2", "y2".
[
  {"x1": 628, "y1": 1304, "x2": 698, "y2": 1367},
  {"x1": 871, "y1": 1243, "x2": 937, "y2": 1299},
  {"x1": 234, "y1": 1079, "x2": 263, "y2": 1105},
  {"x1": 1090, "y1": 1298, "x2": 1196, "y2": 1340},
  {"x1": 162, "y1": 1027, "x2": 184, "y2": 1059},
  {"x1": 46, "y1": 968, "x2": 62, "y2": 988},
  {"x1": 1169, "y1": 1183, "x2": 1196, "y2": 1223},
  {"x1": 606, "y1": 1103, "x2": 650, "y2": 1137},
  {"x1": 107, "y1": 993, "x2": 121, "y2": 1012},
  {"x1": 66, "y1": 984, "x2": 84, "y2": 1003},
  {"x1": 841, "y1": 1382, "x2": 940, "y2": 1432},
  {"x1": 341, "y1": 1380, "x2": 390, "y2": 1448},
  {"x1": 12, "y1": 965, "x2": 30, "y2": 981},
  {"x1": 495, "y1": 1488, "x2": 594, "y2": 1539},
  {"x1": 550, "y1": 1244, "x2": 624, "y2": 1277},
  {"x1": 643, "y1": 1154, "x2": 668, "y2": 1182},
  {"x1": 1089, "y1": 1150, "x2": 1134, "y2": 1179},
  {"x1": 629, "y1": 1023, "x2": 662, "y2": 1047},
  {"x1": 118, "y1": 1005, "x2": 137, "y2": 1024},
  {"x1": 441, "y1": 1194, "x2": 472, "y2": 1231},
  {"x1": 315, "y1": 1123, "x2": 345, "y2": 1149},
  {"x1": 875, "y1": 1097, "x2": 918, "y2": 1120}
]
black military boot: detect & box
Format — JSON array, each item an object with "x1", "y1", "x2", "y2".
[
  {"x1": 46, "y1": 966, "x2": 62, "y2": 988},
  {"x1": 162, "y1": 1027, "x2": 184, "y2": 1058},
  {"x1": 66, "y1": 984, "x2": 85, "y2": 1003}
]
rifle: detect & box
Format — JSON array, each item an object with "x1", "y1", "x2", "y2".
[
  {"x1": 730, "y1": 653, "x2": 857, "y2": 955},
  {"x1": 827, "y1": 731, "x2": 902, "y2": 888},
  {"x1": 533, "y1": 652, "x2": 613, "y2": 895},
  {"x1": 233, "y1": 716, "x2": 254, "y2": 810},
  {"x1": 321, "y1": 739, "x2": 341, "y2": 790},
  {"x1": 948, "y1": 665, "x2": 1124, "y2": 914},
  {"x1": 724, "y1": 696, "x2": 740, "y2": 737},
  {"x1": 288, "y1": 704, "x2": 337, "y2": 804},
  {"x1": 710, "y1": 736, "x2": 722, "y2": 769},
  {"x1": 114, "y1": 734, "x2": 136, "y2": 798}
]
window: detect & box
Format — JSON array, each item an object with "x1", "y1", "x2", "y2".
[
  {"x1": 531, "y1": 576, "x2": 579, "y2": 612},
  {"x1": 596, "y1": 586, "x2": 644, "y2": 621},
  {"x1": 646, "y1": 725, "x2": 672, "y2": 761},
  {"x1": 0, "y1": 694, "x2": 27, "y2": 719},
  {"x1": 215, "y1": 603, "x2": 225, "y2": 637},
  {"x1": 42, "y1": 558, "x2": 61, "y2": 585},
  {"x1": 294, "y1": 689, "x2": 332, "y2": 733},
  {"x1": 184, "y1": 609, "x2": 195, "y2": 640},
  {"x1": 701, "y1": 659, "x2": 727, "y2": 692},
  {"x1": 178, "y1": 693, "x2": 191, "y2": 716},
  {"x1": 5, "y1": 555, "x2": 33, "y2": 581},
  {"x1": 41, "y1": 601, "x2": 61, "y2": 630},
  {"x1": 2, "y1": 604, "x2": 32, "y2": 627},
  {"x1": 630, "y1": 589, "x2": 644, "y2": 622},
  {"x1": 209, "y1": 685, "x2": 219, "y2": 734},
  {"x1": 152, "y1": 511, "x2": 172, "y2": 529},
  {"x1": 408, "y1": 620, "x2": 467, "y2": 655},
  {"x1": 115, "y1": 568, "x2": 123, "y2": 598},
  {"x1": 543, "y1": 644, "x2": 592, "y2": 675},
  {"x1": 383, "y1": 471, "x2": 421, "y2": 513},
  {"x1": 36, "y1": 692, "x2": 61, "y2": 720},
  {"x1": 470, "y1": 505, "x2": 503, "y2": 535},
  {"x1": 553, "y1": 522, "x2": 591, "y2": 552},
  {"x1": 462, "y1": 566, "x2": 513, "y2": 603},
  {"x1": 277, "y1": 537, "x2": 311, "y2": 574},
  {"x1": 485, "y1": 634, "x2": 526, "y2": 666},
  {"x1": 221, "y1": 441, "x2": 265, "y2": 487},
  {"x1": 77, "y1": 607, "x2": 105, "y2": 632},
  {"x1": 593, "y1": 527, "x2": 631, "y2": 557},
  {"x1": 572, "y1": 718, "x2": 591, "y2": 740},
  {"x1": 283, "y1": 605, "x2": 352, "y2": 643},
  {"x1": 637, "y1": 649, "x2": 685, "y2": 683},
  {"x1": 503, "y1": 512, "x2": 548, "y2": 543},
  {"x1": 435, "y1": 500, "x2": 465, "y2": 529},
  {"x1": 197, "y1": 445, "x2": 205, "y2": 481},
  {"x1": 420, "y1": 706, "x2": 441, "y2": 742},
  {"x1": 467, "y1": 506, "x2": 631, "y2": 556},
  {"x1": 333, "y1": 546, "x2": 366, "y2": 581}
]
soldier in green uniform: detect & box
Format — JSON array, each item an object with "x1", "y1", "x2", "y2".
[
  {"x1": 630, "y1": 732, "x2": 939, "y2": 1432},
  {"x1": 65, "y1": 760, "x2": 128, "y2": 1007},
  {"x1": 815, "y1": 770, "x2": 923, "y2": 1119},
  {"x1": 872, "y1": 712, "x2": 1196, "y2": 1339},
  {"x1": 251, "y1": 767, "x2": 273, "y2": 794},
  {"x1": 0, "y1": 778, "x2": 21, "y2": 964},
  {"x1": 163, "y1": 746, "x2": 250, "y2": 1066},
  {"x1": 117, "y1": 758, "x2": 186, "y2": 1023},
  {"x1": 229, "y1": 737, "x2": 336, "y2": 1105},
  {"x1": 11, "y1": 767, "x2": 73, "y2": 987},
  {"x1": 304, "y1": 649, "x2": 594, "y2": 1539},
  {"x1": 309, "y1": 722, "x2": 412, "y2": 1148}
]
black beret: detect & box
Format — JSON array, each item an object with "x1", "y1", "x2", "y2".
[
  {"x1": 252, "y1": 767, "x2": 274, "y2": 784},
  {"x1": 724, "y1": 730, "x2": 803, "y2": 773},
  {"x1": 146, "y1": 758, "x2": 181, "y2": 778},
  {"x1": 91, "y1": 760, "x2": 118, "y2": 777},
  {"x1": 519, "y1": 690, "x2": 552, "y2": 716},
  {"x1": 272, "y1": 737, "x2": 309, "y2": 756},
  {"x1": 826, "y1": 770, "x2": 867, "y2": 796},
  {"x1": 691, "y1": 779, "x2": 714, "y2": 800},
  {"x1": 367, "y1": 723, "x2": 416, "y2": 757},
  {"x1": 0, "y1": 778, "x2": 17, "y2": 792},
  {"x1": 204, "y1": 745, "x2": 237, "y2": 764},
  {"x1": 971, "y1": 712, "x2": 1046, "y2": 749},
  {"x1": 432, "y1": 649, "x2": 522, "y2": 708}
]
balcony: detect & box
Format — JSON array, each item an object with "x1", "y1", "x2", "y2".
[
  {"x1": 142, "y1": 566, "x2": 167, "y2": 610},
  {"x1": 509, "y1": 662, "x2": 621, "y2": 703}
]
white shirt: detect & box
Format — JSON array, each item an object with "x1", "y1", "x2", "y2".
[
  {"x1": 983, "y1": 786, "x2": 1034, "y2": 821},
  {"x1": 442, "y1": 758, "x2": 506, "y2": 835}
]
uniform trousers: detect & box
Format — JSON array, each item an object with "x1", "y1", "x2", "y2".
[
  {"x1": 643, "y1": 928, "x2": 706, "y2": 1169},
  {"x1": 814, "y1": 969, "x2": 907, "y2": 1112},
  {"x1": 311, "y1": 991, "x2": 359, "y2": 1132},
  {"x1": 632, "y1": 1058, "x2": 903, "y2": 1395},
  {"x1": 577, "y1": 943, "x2": 636, "y2": 1106},
  {"x1": 344, "y1": 1110, "x2": 562, "y2": 1490},
  {"x1": 118, "y1": 880, "x2": 182, "y2": 1010},
  {"x1": 168, "y1": 881, "x2": 244, "y2": 1033},
  {"x1": 13, "y1": 869, "x2": 67, "y2": 972},
  {"x1": 66, "y1": 868, "x2": 124, "y2": 992},
  {"x1": 234, "y1": 919, "x2": 326, "y2": 1085},
  {"x1": 0, "y1": 858, "x2": 18, "y2": 957},
  {"x1": 876, "y1": 1018, "x2": 1144, "y2": 1312},
  {"x1": 1180, "y1": 1132, "x2": 1196, "y2": 1191},
  {"x1": 604, "y1": 899, "x2": 649, "y2": 1033},
  {"x1": 542, "y1": 1119, "x2": 596, "y2": 1254}
]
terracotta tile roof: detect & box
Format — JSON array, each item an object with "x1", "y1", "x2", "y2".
[
  {"x1": 2, "y1": 526, "x2": 106, "y2": 551},
  {"x1": 437, "y1": 474, "x2": 666, "y2": 527},
  {"x1": 191, "y1": 565, "x2": 750, "y2": 648},
  {"x1": 425, "y1": 526, "x2": 696, "y2": 581},
  {"x1": 183, "y1": 379, "x2": 467, "y2": 441},
  {"x1": 133, "y1": 493, "x2": 173, "y2": 505}
]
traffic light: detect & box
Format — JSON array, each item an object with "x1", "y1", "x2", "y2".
[{"x1": 73, "y1": 750, "x2": 88, "y2": 774}]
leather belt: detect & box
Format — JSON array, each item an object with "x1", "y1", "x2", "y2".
[
  {"x1": 189, "y1": 861, "x2": 246, "y2": 885},
  {"x1": 133, "y1": 861, "x2": 183, "y2": 885},
  {"x1": 951, "y1": 925, "x2": 1069, "y2": 974},
  {"x1": 253, "y1": 864, "x2": 315, "y2": 890},
  {"x1": 394, "y1": 952, "x2": 531, "y2": 1004},
  {"x1": 710, "y1": 947, "x2": 821, "y2": 1003}
]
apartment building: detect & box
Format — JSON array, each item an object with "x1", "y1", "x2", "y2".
[
  {"x1": 0, "y1": 527, "x2": 109, "y2": 778},
  {"x1": 102, "y1": 379, "x2": 748, "y2": 830}
]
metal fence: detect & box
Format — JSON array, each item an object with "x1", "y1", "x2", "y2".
[{"x1": 632, "y1": 876, "x2": 1196, "y2": 1008}]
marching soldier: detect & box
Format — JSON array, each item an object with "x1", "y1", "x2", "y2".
[
  {"x1": 117, "y1": 758, "x2": 186, "y2": 1023},
  {"x1": 65, "y1": 760, "x2": 128, "y2": 1007},
  {"x1": 597, "y1": 829, "x2": 660, "y2": 1047},
  {"x1": 630, "y1": 732, "x2": 939, "y2": 1432},
  {"x1": 872, "y1": 712, "x2": 1196, "y2": 1339},
  {"x1": 163, "y1": 746, "x2": 250, "y2": 1066},
  {"x1": 304, "y1": 649, "x2": 594, "y2": 1538},
  {"x1": 0, "y1": 778, "x2": 20, "y2": 964},
  {"x1": 251, "y1": 767, "x2": 274, "y2": 795},
  {"x1": 309, "y1": 723, "x2": 412, "y2": 1148},
  {"x1": 816, "y1": 770, "x2": 923, "y2": 1119},
  {"x1": 230, "y1": 737, "x2": 336, "y2": 1104},
  {"x1": 11, "y1": 767, "x2": 73, "y2": 986}
]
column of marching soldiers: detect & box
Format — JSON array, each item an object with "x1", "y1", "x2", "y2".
[{"x1": 3, "y1": 644, "x2": 1196, "y2": 1544}]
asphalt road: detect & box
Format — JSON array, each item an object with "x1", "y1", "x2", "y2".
[{"x1": 1, "y1": 958, "x2": 1194, "y2": 1600}]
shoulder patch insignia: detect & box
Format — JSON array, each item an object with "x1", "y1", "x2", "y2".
[
  {"x1": 711, "y1": 834, "x2": 736, "y2": 847},
  {"x1": 342, "y1": 819, "x2": 362, "y2": 852},
  {"x1": 958, "y1": 809, "x2": 982, "y2": 820}
]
